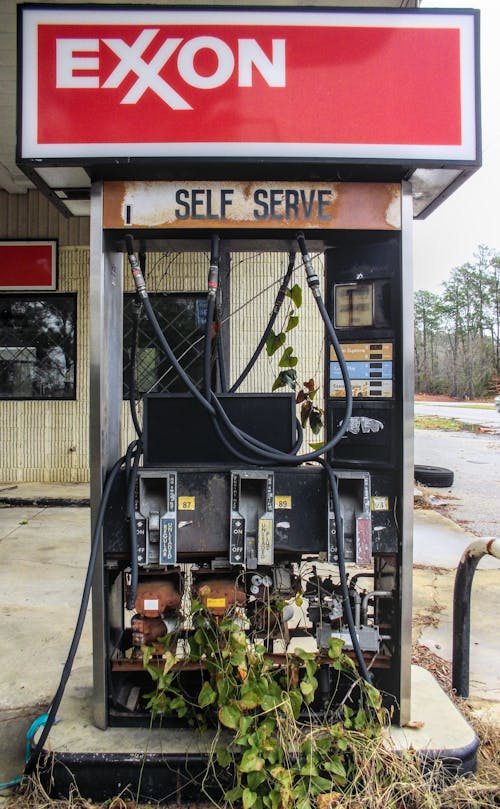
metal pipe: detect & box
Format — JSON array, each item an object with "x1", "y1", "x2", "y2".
[
  {"x1": 361, "y1": 590, "x2": 392, "y2": 625},
  {"x1": 452, "y1": 538, "x2": 500, "y2": 698},
  {"x1": 353, "y1": 590, "x2": 361, "y2": 629}
]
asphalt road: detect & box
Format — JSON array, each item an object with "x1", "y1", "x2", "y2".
[
  {"x1": 414, "y1": 406, "x2": 500, "y2": 538},
  {"x1": 415, "y1": 400, "x2": 500, "y2": 431}
]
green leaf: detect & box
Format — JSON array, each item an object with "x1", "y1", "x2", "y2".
[
  {"x1": 354, "y1": 708, "x2": 367, "y2": 730},
  {"x1": 219, "y1": 703, "x2": 241, "y2": 730},
  {"x1": 261, "y1": 694, "x2": 281, "y2": 712},
  {"x1": 170, "y1": 696, "x2": 187, "y2": 717},
  {"x1": 323, "y1": 757, "x2": 346, "y2": 780},
  {"x1": 327, "y1": 637, "x2": 344, "y2": 660},
  {"x1": 225, "y1": 785, "x2": 243, "y2": 802},
  {"x1": 311, "y1": 776, "x2": 334, "y2": 794},
  {"x1": 285, "y1": 284, "x2": 302, "y2": 308},
  {"x1": 309, "y1": 442, "x2": 323, "y2": 451},
  {"x1": 279, "y1": 346, "x2": 298, "y2": 368},
  {"x1": 216, "y1": 676, "x2": 231, "y2": 703},
  {"x1": 285, "y1": 313, "x2": 299, "y2": 333},
  {"x1": 309, "y1": 408, "x2": 323, "y2": 435},
  {"x1": 240, "y1": 750, "x2": 265, "y2": 773},
  {"x1": 239, "y1": 714, "x2": 254, "y2": 735},
  {"x1": 271, "y1": 369, "x2": 297, "y2": 391},
  {"x1": 266, "y1": 330, "x2": 286, "y2": 357},
  {"x1": 288, "y1": 689, "x2": 303, "y2": 719},
  {"x1": 243, "y1": 787, "x2": 259, "y2": 809},
  {"x1": 216, "y1": 746, "x2": 232, "y2": 768},
  {"x1": 269, "y1": 789, "x2": 281, "y2": 809},
  {"x1": 198, "y1": 681, "x2": 217, "y2": 708},
  {"x1": 365, "y1": 682, "x2": 383, "y2": 710},
  {"x1": 247, "y1": 771, "x2": 267, "y2": 791},
  {"x1": 300, "y1": 681, "x2": 314, "y2": 697},
  {"x1": 239, "y1": 690, "x2": 261, "y2": 710},
  {"x1": 293, "y1": 647, "x2": 317, "y2": 662}
]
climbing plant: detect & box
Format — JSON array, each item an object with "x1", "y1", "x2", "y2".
[
  {"x1": 265, "y1": 283, "x2": 324, "y2": 436},
  {"x1": 143, "y1": 601, "x2": 385, "y2": 809}
]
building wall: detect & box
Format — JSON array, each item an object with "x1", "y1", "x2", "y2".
[
  {"x1": 0, "y1": 190, "x2": 91, "y2": 482},
  {"x1": 0, "y1": 189, "x2": 89, "y2": 244},
  {"x1": 0, "y1": 246, "x2": 90, "y2": 482}
]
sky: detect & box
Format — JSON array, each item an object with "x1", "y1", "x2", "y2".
[{"x1": 413, "y1": 0, "x2": 500, "y2": 292}]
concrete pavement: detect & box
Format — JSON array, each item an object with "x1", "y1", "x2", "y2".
[{"x1": 1, "y1": 485, "x2": 498, "y2": 788}]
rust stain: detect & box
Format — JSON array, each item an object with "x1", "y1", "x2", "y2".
[{"x1": 103, "y1": 180, "x2": 401, "y2": 231}]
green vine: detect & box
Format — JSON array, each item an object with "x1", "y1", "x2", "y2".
[
  {"x1": 265, "y1": 283, "x2": 324, "y2": 436},
  {"x1": 142, "y1": 601, "x2": 385, "y2": 809}
]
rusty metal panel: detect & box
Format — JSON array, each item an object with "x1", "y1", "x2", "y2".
[{"x1": 103, "y1": 181, "x2": 401, "y2": 231}]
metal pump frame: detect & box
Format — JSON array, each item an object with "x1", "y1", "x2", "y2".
[{"x1": 89, "y1": 180, "x2": 415, "y2": 729}]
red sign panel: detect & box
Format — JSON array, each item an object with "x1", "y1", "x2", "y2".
[
  {"x1": 19, "y1": 7, "x2": 479, "y2": 164},
  {"x1": 0, "y1": 242, "x2": 57, "y2": 290}
]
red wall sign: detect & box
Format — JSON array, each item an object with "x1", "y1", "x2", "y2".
[
  {"x1": 0, "y1": 242, "x2": 57, "y2": 290},
  {"x1": 19, "y1": 6, "x2": 479, "y2": 165}
]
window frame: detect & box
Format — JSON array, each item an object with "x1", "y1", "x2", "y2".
[{"x1": 0, "y1": 292, "x2": 77, "y2": 401}]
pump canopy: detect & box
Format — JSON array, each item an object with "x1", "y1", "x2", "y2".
[{"x1": 17, "y1": 4, "x2": 480, "y2": 218}]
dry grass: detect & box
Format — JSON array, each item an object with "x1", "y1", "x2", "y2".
[{"x1": 4, "y1": 646, "x2": 499, "y2": 809}]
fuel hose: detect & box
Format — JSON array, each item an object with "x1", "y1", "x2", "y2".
[
  {"x1": 125, "y1": 234, "x2": 352, "y2": 465},
  {"x1": 24, "y1": 451, "x2": 129, "y2": 775}
]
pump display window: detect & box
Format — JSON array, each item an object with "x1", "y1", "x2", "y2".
[{"x1": 123, "y1": 292, "x2": 207, "y2": 398}]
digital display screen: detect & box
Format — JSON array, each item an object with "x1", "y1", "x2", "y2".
[{"x1": 335, "y1": 283, "x2": 374, "y2": 327}]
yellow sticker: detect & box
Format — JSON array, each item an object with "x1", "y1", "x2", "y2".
[
  {"x1": 371, "y1": 496, "x2": 389, "y2": 511},
  {"x1": 206, "y1": 597, "x2": 227, "y2": 608},
  {"x1": 275, "y1": 495, "x2": 292, "y2": 509},
  {"x1": 178, "y1": 496, "x2": 195, "y2": 511}
]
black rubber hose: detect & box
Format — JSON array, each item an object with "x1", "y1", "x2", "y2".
[
  {"x1": 216, "y1": 314, "x2": 228, "y2": 393},
  {"x1": 126, "y1": 235, "x2": 352, "y2": 465},
  {"x1": 203, "y1": 295, "x2": 217, "y2": 400},
  {"x1": 126, "y1": 440, "x2": 142, "y2": 611},
  {"x1": 230, "y1": 251, "x2": 296, "y2": 392},
  {"x1": 24, "y1": 452, "x2": 128, "y2": 776},
  {"x1": 128, "y1": 297, "x2": 143, "y2": 439},
  {"x1": 207, "y1": 288, "x2": 353, "y2": 463},
  {"x1": 320, "y1": 458, "x2": 373, "y2": 683},
  {"x1": 127, "y1": 246, "x2": 147, "y2": 438}
]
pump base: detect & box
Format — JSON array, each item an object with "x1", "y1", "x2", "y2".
[{"x1": 35, "y1": 666, "x2": 478, "y2": 803}]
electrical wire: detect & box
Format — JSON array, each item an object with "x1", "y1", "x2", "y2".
[{"x1": 24, "y1": 452, "x2": 129, "y2": 776}]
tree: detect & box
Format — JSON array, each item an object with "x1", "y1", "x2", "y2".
[{"x1": 414, "y1": 245, "x2": 500, "y2": 398}]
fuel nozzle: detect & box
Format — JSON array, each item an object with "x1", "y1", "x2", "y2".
[
  {"x1": 297, "y1": 232, "x2": 320, "y2": 298},
  {"x1": 125, "y1": 234, "x2": 147, "y2": 299}
]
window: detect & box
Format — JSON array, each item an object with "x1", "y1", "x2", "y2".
[
  {"x1": 0, "y1": 295, "x2": 76, "y2": 399},
  {"x1": 123, "y1": 293, "x2": 208, "y2": 398}
]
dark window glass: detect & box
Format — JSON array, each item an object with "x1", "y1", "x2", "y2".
[
  {"x1": 0, "y1": 295, "x2": 76, "y2": 400},
  {"x1": 123, "y1": 293, "x2": 207, "y2": 398}
]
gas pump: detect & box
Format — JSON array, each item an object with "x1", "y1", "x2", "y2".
[{"x1": 90, "y1": 181, "x2": 414, "y2": 730}]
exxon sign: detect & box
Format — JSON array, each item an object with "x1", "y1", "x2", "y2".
[{"x1": 18, "y1": 6, "x2": 480, "y2": 165}]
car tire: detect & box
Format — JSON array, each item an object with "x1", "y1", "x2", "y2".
[{"x1": 414, "y1": 464, "x2": 454, "y2": 488}]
